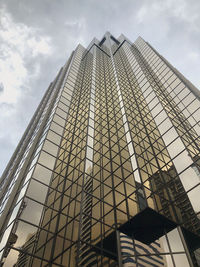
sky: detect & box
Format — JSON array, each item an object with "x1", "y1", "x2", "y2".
[{"x1": 0, "y1": 0, "x2": 200, "y2": 176}]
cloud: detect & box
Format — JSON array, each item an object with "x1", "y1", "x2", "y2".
[
  {"x1": 0, "y1": 5, "x2": 53, "y2": 104},
  {"x1": 188, "y1": 52, "x2": 199, "y2": 61},
  {"x1": 136, "y1": 5, "x2": 148, "y2": 24},
  {"x1": 0, "y1": 5, "x2": 56, "y2": 175},
  {"x1": 0, "y1": 83, "x2": 4, "y2": 93},
  {"x1": 0, "y1": 0, "x2": 200, "y2": 177}
]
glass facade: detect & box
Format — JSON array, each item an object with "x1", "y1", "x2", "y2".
[{"x1": 0, "y1": 32, "x2": 200, "y2": 266}]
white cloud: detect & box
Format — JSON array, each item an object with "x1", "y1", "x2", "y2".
[
  {"x1": 136, "y1": 5, "x2": 148, "y2": 24},
  {"x1": 188, "y1": 52, "x2": 199, "y2": 61},
  {"x1": 64, "y1": 17, "x2": 86, "y2": 45},
  {"x1": 0, "y1": 6, "x2": 53, "y2": 104},
  {"x1": 0, "y1": 0, "x2": 199, "y2": 177},
  {"x1": 0, "y1": 47, "x2": 27, "y2": 103},
  {"x1": 135, "y1": 0, "x2": 200, "y2": 33},
  {"x1": 170, "y1": 0, "x2": 200, "y2": 30},
  {"x1": 27, "y1": 37, "x2": 52, "y2": 57}
]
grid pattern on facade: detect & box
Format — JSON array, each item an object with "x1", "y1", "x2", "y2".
[{"x1": 0, "y1": 33, "x2": 199, "y2": 267}]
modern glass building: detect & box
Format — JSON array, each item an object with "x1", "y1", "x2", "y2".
[{"x1": 0, "y1": 32, "x2": 200, "y2": 267}]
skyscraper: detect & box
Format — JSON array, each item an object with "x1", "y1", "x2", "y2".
[{"x1": 0, "y1": 32, "x2": 200, "y2": 266}]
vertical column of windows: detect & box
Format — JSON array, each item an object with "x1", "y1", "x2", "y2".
[
  {"x1": 135, "y1": 38, "x2": 200, "y2": 145},
  {"x1": 84, "y1": 46, "x2": 96, "y2": 173},
  {"x1": 90, "y1": 48, "x2": 118, "y2": 265},
  {"x1": 0, "y1": 47, "x2": 85, "y2": 267},
  {"x1": 105, "y1": 36, "x2": 144, "y2": 228},
  {"x1": 33, "y1": 48, "x2": 92, "y2": 267},
  {"x1": 48, "y1": 58, "x2": 87, "y2": 266},
  {"x1": 119, "y1": 39, "x2": 194, "y2": 266},
  {"x1": 0, "y1": 66, "x2": 69, "y2": 263},
  {"x1": 115, "y1": 44, "x2": 188, "y2": 225},
  {"x1": 90, "y1": 43, "x2": 135, "y2": 265},
  {"x1": 77, "y1": 45, "x2": 97, "y2": 267},
  {"x1": 92, "y1": 49, "x2": 111, "y2": 265},
  {"x1": 108, "y1": 37, "x2": 142, "y2": 187},
  {"x1": 129, "y1": 43, "x2": 200, "y2": 227},
  {"x1": 0, "y1": 81, "x2": 54, "y2": 214}
]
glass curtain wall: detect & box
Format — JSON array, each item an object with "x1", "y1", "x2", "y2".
[{"x1": 0, "y1": 33, "x2": 199, "y2": 267}]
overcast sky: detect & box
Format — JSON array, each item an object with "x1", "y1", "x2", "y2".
[{"x1": 0, "y1": 0, "x2": 200, "y2": 176}]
